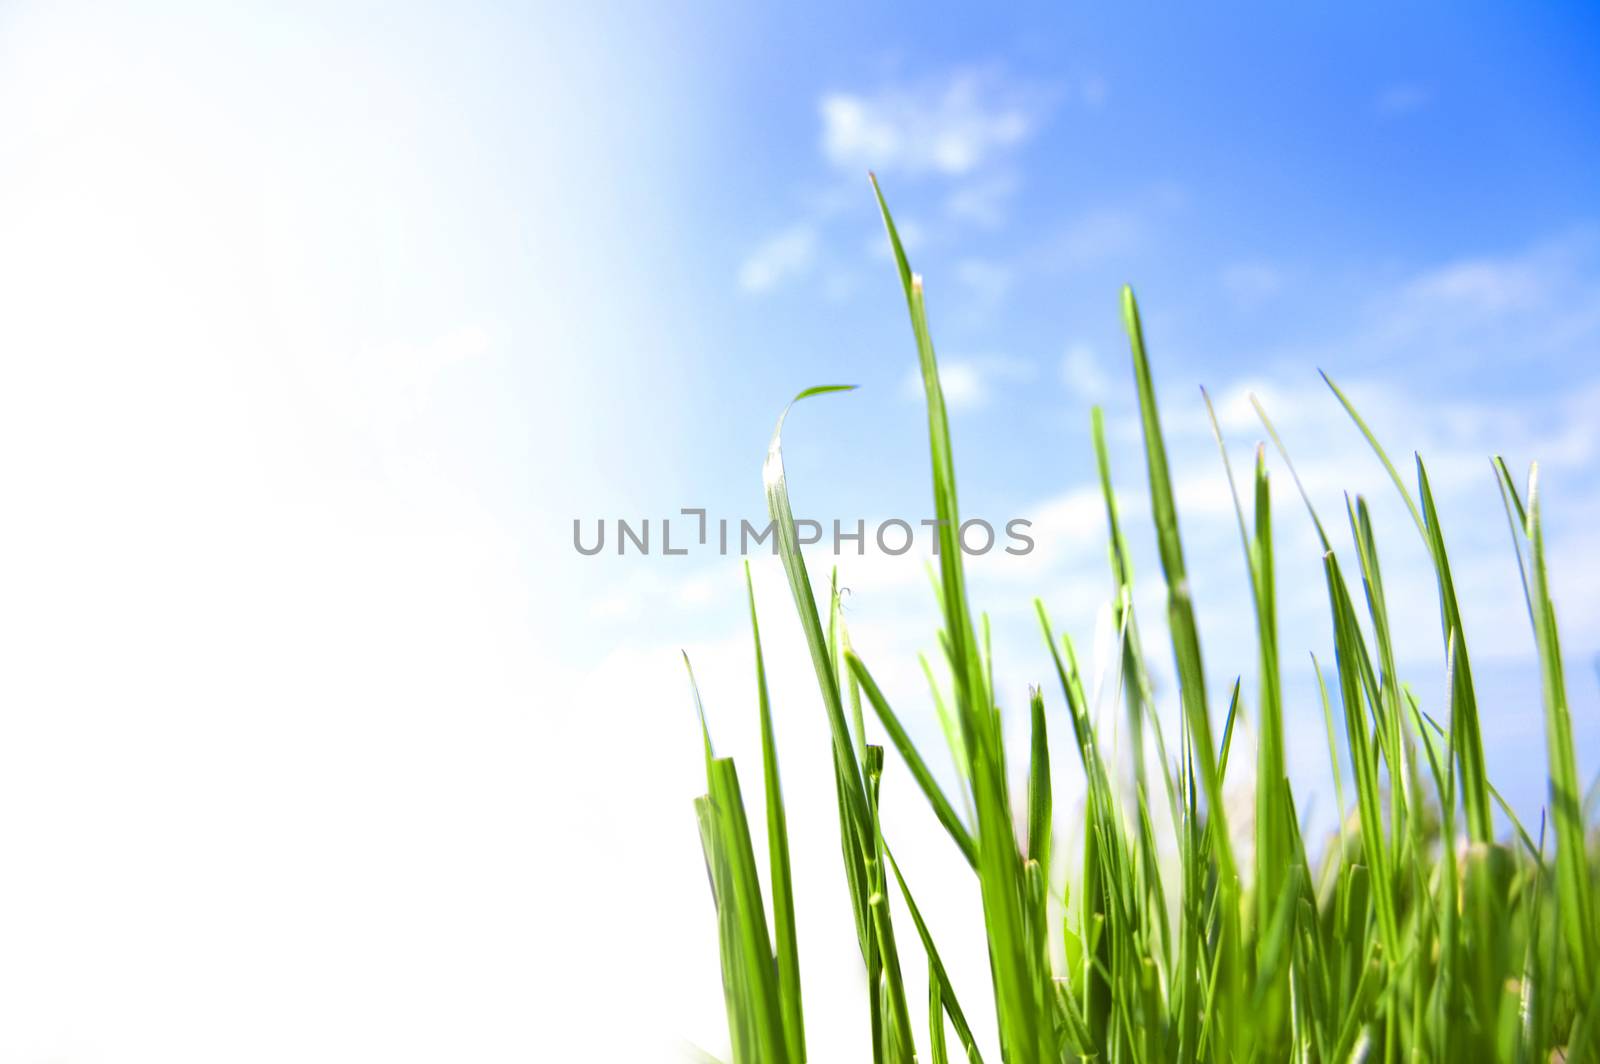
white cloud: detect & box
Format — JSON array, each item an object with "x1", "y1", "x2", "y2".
[
  {"x1": 900, "y1": 355, "x2": 1033, "y2": 410},
  {"x1": 904, "y1": 360, "x2": 986, "y2": 408},
  {"x1": 819, "y1": 69, "x2": 1040, "y2": 177},
  {"x1": 1404, "y1": 257, "x2": 1542, "y2": 315},
  {"x1": 1356, "y1": 228, "x2": 1600, "y2": 368},
  {"x1": 738, "y1": 223, "x2": 818, "y2": 293}
]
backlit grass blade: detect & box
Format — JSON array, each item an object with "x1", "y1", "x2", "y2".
[
  {"x1": 1492, "y1": 456, "x2": 1536, "y2": 631},
  {"x1": 863, "y1": 745, "x2": 915, "y2": 1064},
  {"x1": 834, "y1": 572, "x2": 870, "y2": 767},
  {"x1": 886, "y1": 847, "x2": 987, "y2": 1064},
  {"x1": 1089, "y1": 409, "x2": 1184, "y2": 1003},
  {"x1": 847, "y1": 649, "x2": 978, "y2": 868},
  {"x1": 1321, "y1": 371, "x2": 1492, "y2": 844},
  {"x1": 1091, "y1": 405, "x2": 1151, "y2": 795},
  {"x1": 1206, "y1": 391, "x2": 1295, "y2": 1056},
  {"x1": 1026, "y1": 686, "x2": 1052, "y2": 871},
  {"x1": 1520, "y1": 463, "x2": 1596, "y2": 1002},
  {"x1": 1323, "y1": 553, "x2": 1400, "y2": 957},
  {"x1": 1311, "y1": 653, "x2": 1350, "y2": 867},
  {"x1": 920, "y1": 652, "x2": 973, "y2": 817},
  {"x1": 868, "y1": 848, "x2": 911, "y2": 1043},
  {"x1": 765, "y1": 384, "x2": 919, "y2": 1051},
  {"x1": 1123, "y1": 287, "x2": 1241, "y2": 1056},
  {"x1": 763, "y1": 384, "x2": 869, "y2": 840},
  {"x1": 708, "y1": 756, "x2": 790, "y2": 1063},
  {"x1": 1123, "y1": 289, "x2": 1235, "y2": 885},
  {"x1": 873, "y1": 172, "x2": 1040, "y2": 1059},
  {"x1": 696, "y1": 795, "x2": 750, "y2": 1060},
  {"x1": 1415, "y1": 457, "x2": 1492, "y2": 843},
  {"x1": 746, "y1": 562, "x2": 804, "y2": 1062},
  {"x1": 687, "y1": 654, "x2": 792, "y2": 1064},
  {"x1": 1344, "y1": 496, "x2": 1408, "y2": 860}
]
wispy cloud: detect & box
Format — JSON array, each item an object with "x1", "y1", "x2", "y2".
[
  {"x1": 740, "y1": 67, "x2": 1057, "y2": 295},
  {"x1": 944, "y1": 173, "x2": 1020, "y2": 228},
  {"x1": 737, "y1": 223, "x2": 818, "y2": 293},
  {"x1": 900, "y1": 355, "x2": 1033, "y2": 410},
  {"x1": 1062, "y1": 343, "x2": 1111, "y2": 401},
  {"x1": 1358, "y1": 227, "x2": 1600, "y2": 367},
  {"x1": 902, "y1": 360, "x2": 986, "y2": 408},
  {"x1": 1403, "y1": 256, "x2": 1543, "y2": 315},
  {"x1": 819, "y1": 68, "x2": 1044, "y2": 178}
]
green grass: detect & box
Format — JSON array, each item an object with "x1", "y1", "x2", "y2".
[{"x1": 687, "y1": 179, "x2": 1600, "y2": 1063}]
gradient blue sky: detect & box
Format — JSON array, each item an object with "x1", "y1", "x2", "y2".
[
  {"x1": 2, "y1": 3, "x2": 1598, "y2": 1060},
  {"x1": 573, "y1": 0, "x2": 1600, "y2": 824},
  {"x1": 571, "y1": 0, "x2": 1600, "y2": 645}
]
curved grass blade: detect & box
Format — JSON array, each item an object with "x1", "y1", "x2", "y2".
[{"x1": 762, "y1": 385, "x2": 873, "y2": 856}]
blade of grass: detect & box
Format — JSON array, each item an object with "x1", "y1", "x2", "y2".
[
  {"x1": 847, "y1": 649, "x2": 978, "y2": 868},
  {"x1": 1027, "y1": 686, "x2": 1052, "y2": 872},
  {"x1": 746, "y1": 562, "x2": 804, "y2": 1062},
  {"x1": 1521, "y1": 463, "x2": 1596, "y2": 1002},
  {"x1": 1123, "y1": 289, "x2": 1236, "y2": 888},
  {"x1": 873, "y1": 172, "x2": 1040, "y2": 1059},
  {"x1": 1201, "y1": 390, "x2": 1292, "y2": 1053},
  {"x1": 886, "y1": 847, "x2": 987, "y2": 1064},
  {"x1": 1320, "y1": 371, "x2": 1492, "y2": 844}
]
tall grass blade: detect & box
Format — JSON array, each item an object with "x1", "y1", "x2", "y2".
[
  {"x1": 746, "y1": 562, "x2": 805, "y2": 1061},
  {"x1": 872, "y1": 172, "x2": 1040, "y2": 1059}
]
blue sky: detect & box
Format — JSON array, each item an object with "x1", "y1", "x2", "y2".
[
  {"x1": 2, "y1": 2, "x2": 1598, "y2": 1060},
  {"x1": 574, "y1": 0, "x2": 1600, "y2": 816},
  {"x1": 569, "y1": 0, "x2": 1600, "y2": 636},
  {"x1": 622, "y1": 0, "x2": 1600, "y2": 501}
]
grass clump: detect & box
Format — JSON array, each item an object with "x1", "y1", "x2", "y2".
[{"x1": 687, "y1": 178, "x2": 1600, "y2": 1063}]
